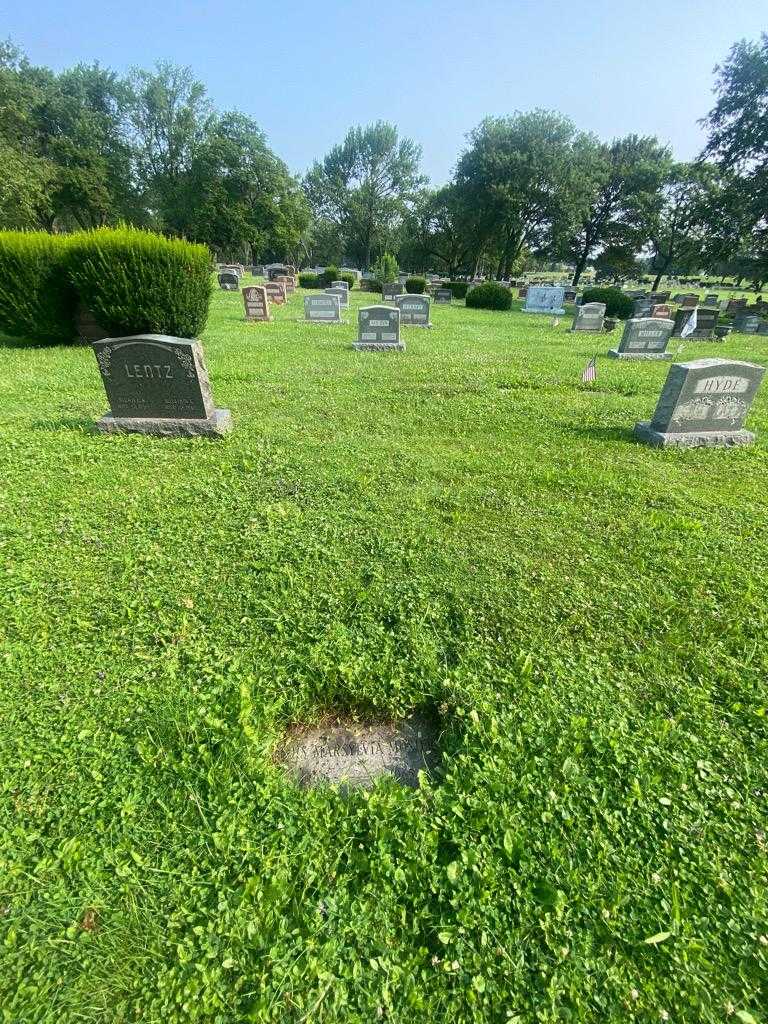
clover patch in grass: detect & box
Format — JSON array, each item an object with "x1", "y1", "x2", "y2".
[{"x1": 278, "y1": 709, "x2": 441, "y2": 790}]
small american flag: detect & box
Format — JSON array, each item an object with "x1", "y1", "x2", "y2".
[{"x1": 580, "y1": 354, "x2": 597, "y2": 383}]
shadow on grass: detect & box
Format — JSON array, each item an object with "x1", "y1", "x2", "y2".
[{"x1": 0, "y1": 333, "x2": 88, "y2": 351}]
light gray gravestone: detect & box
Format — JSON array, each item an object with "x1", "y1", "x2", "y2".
[
  {"x1": 264, "y1": 281, "x2": 287, "y2": 305},
  {"x1": 434, "y1": 288, "x2": 452, "y2": 304},
  {"x1": 608, "y1": 318, "x2": 674, "y2": 360},
  {"x1": 92, "y1": 335, "x2": 231, "y2": 438},
  {"x1": 304, "y1": 294, "x2": 341, "y2": 323},
  {"x1": 325, "y1": 285, "x2": 349, "y2": 309},
  {"x1": 331, "y1": 280, "x2": 349, "y2": 292},
  {"x1": 395, "y1": 293, "x2": 431, "y2": 327},
  {"x1": 242, "y1": 285, "x2": 270, "y2": 322},
  {"x1": 634, "y1": 358, "x2": 765, "y2": 448},
  {"x1": 382, "y1": 282, "x2": 403, "y2": 300},
  {"x1": 571, "y1": 301, "x2": 605, "y2": 332},
  {"x1": 523, "y1": 285, "x2": 566, "y2": 315},
  {"x1": 218, "y1": 271, "x2": 239, "y2": 291},
  {"x1": 354, "y1": 305, "x2": 403, "y2": 351}
]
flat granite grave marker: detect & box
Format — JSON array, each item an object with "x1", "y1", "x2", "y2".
[
  {"x1": 382, "y1": 282, "x2": 403, "y2": 300},
  {"x1": 523, "y1": 285, "x2": 565, "y2": 315},
  {"x1": 634, "y1": 358, "x2": 765, "y2": 448},
  {"x1": 264, "y1": 281, "x2": 287, "y2": 305},
  {"x1": 609, "y1": 318, "x2": 674, "y2": 360},
  {"x1": 325, "y1": 285, "x2": 349, "y2": 308},
  {"x1": 395, "y1": 293, "x2": 431, "y2": 327},
  {"x1": 434, "y1": 288, "x2": 452, "y2": 304},
  {"x1": 304, "y1": 293, "x2": 341, "y2": 323},
  {"x1": 571, "y1": 301, "x2": 605, "y2": 332},
  {"x1": 92, "y1": 335, "x2": 231, "y2": 437},
  {"x1": 279, "y1": 712, "x2": 439, "y2": 789},
  {"x1": 242, "y1": 285, "x2": 270, "y2": 322},
  {"x1": 354, "y1": 305, "x2": 403, "y2": 351},
  {"x1": 218, "y1": 271, "x2": 240, "y2": 291}
]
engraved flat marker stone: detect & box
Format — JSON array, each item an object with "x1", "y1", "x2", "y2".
[
  {"x1": 243, "y1": 285, "x2": 270, "y2": 322},
  {"x1": 92, "y1": 335, "x2": 231, "y2": 437},
  {"x1": 609, "y1": 318, "x2": 674, "y2": 360},
  {"x1": 354, "y1": 305, "x2": 404, "y2": 351},
  {"x1": 634, "y1": 357, "x2": 765, "y2": 448},
  {"x1": 304, "y1": 293, "x2": 341, "y2": 323},
  {"x1": 279, "y1": 712, "x2": 440, "y2": 789}
]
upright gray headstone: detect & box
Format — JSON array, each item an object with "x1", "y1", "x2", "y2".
[
  {"x1": 354, "y1": 305, "x2": 403, "y2": 351},
  {"x1": 92, "y1": 335, "x2": 231, "y2": 437},
  {"x1": 395, "y1": 293, "x2": 431, "y2": 327},
  {"x1": 608, "y1": 318, "x2": 674, "y2": 360},
  {"x1": 325, "y1": 285, "x2": 348, "y2": 309},
  {"x1": 305, "y1": 294, "x2": 341, "y2": 323},
  {"x1": 218, "y1": 271, "x2": 239, "y2": 291},
  {"x1": 735, "y1": 314, "x2": 761, "y2": 335},
  {"x1": 635, "y1": 358, "x2": 765, "y2": 448},
  {"x1": 689, "y1": 307, "x2": 718, "y2": 340},
  {"x1": 434, "y1": 288, "x2": 452, "y2": 304},
  {"x1": 382, "y1": 282, "x2": 403, "y2": 300},
  {"x1": 331, "y1": 280, "x2": 349, "y2": 292},
  {"x1": 523, "y1": 286, "x2": 565, "y2": 315},
  {"x1": 571, "y1": 302, "x2": 605, "y2": 332},
  {"x1": 634, "y1": 297, "x2": 653, "y2": 318}
]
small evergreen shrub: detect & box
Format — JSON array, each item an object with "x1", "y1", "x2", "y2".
[
  {"x1": 66, "y1": 227, "x2": 212, "y2": 339},
  {"x1": 318, "y1": 265, "x2": 340, "y2": 288},
  {"x1": 447, "y1": 281, "x2": 469, "y2": 299},
  {"x1": 465, "y1": 281, "x2": 512, "y2": 311},
  {"x1": 299, "y1": 272, "x2": 321, "y2": 288},
  {"x1": 405, "y1": 277, "x2": 426, "y2": 294},
  {"x1": 340, "y1": 272, "x2": 356, "y2": 291},
  {"x1": 580, "y1": 286, "x2": 634, "y2": 320},
  {"x1": 0, "y1": 231, "x2": 78, "y2": 343},
  {"x1": 372, "y1": 253, "x2": 398, "y2": 284}
]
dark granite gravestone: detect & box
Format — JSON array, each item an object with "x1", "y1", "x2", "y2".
[
  {"x1": 523, "y1": 285, "x2": 565, "y2": 314},
  {"x1": 278, "y1": 712, "x2": 440, "y2": 790},
  {"x1": 251, "y1": 264, "x2": 264, "y2": 276},
  {"x1": 395, "y1": 293, "x2": 431, "y2": 326},
  {"x1": 608, "y1": 318, "x2": 674, "y2": 360},
  {"x1": 758, "y1": 323, "x2": 768, "y2": 336},
  {"x1": 218, "y1": 271, "x2": 239, "y2": 291},
  {"x1": 564, "y1": 288, "x2": 577, "y2": 303},
  {"x1": 264, "y1": 281, "x2": 287, "y2": 305},
  {"x1": 382, "y1": 282, "x2": 403, "y2": 300},
  {"x1": 651, "y1": 303, "x2": 672, "y2": 319},
  {"x1": 518, "y1": 286, "x2": 528, "y2": 298},
  {"x1": 727, "y1": 299, "x2": 747, "y2": 315},
  {"x1": 76, "y1": 301, "x2": 108, "y2": 343},
  {"x1": 304, "y1": 294, "x2": 341, "y2": 323},
  {"x1": 354, "y1": 305, "x2": 403, "y2": 351},
  {"x1": 704, "y1": 293, "x2": 719, "y2": 306},
  {"x1": 571, "y1": 301, "x2": 605, "y2": 332},
  {"x1": 681, "y1": 295, "x2": 699, "y2": 308},
  {"x1": 634, "y1": 297, "x2": 653, "y2": 317},
  {"x1": 434, "y1": 288, "x2": 452, "y2": 304},
  {"x1": 634, "y1": 358, "x2": 765, "y2": 448},
  {"x1": 735, "y1": 314, "x2": 761, "y2": 334},
  {"x1": 672, "y1": 308, "x2": 698, "y2": 337},
  {"x1": 92, "y1": 335, "x2": 231, "y2": 437},
  {"x1": 689, "y1": 307, "x2": 718, "y2": 340},
  {"x1": 242, "y1": 285, "x2": 270, "y2": 322},
  {"x1": 324, "y1": 285, "x2": 349, "y2": 309},
  {"x1": 266, "y1": 264, "x2": 288, "y2": 281}
]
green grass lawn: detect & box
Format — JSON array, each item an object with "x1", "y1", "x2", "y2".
[{"x1": 1, "y1": 282, "x2": 767, "y2": 1023}]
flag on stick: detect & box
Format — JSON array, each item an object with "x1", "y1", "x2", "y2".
[
  {"x1": 580, "y1": 354, "x2": 597, "y2": 383},
  {"x1": 680, "y1": 307, "x2": 697, "y2": 338}
]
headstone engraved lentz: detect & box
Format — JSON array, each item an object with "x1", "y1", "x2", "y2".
[
  {"x1": 523, "y1": 285, "x2": 566, "y2": 315},
  {"x1": 435, "y1": 288, "x2": 452, "y2": 304},
  {"x1": 571, "y1": 301, "x2": 605, "y2": 332},
  {"x1": 304, "y1": 294, "x2": 341, "y2": 323},
  {"x1": 354, "y1": 305, "x2": 403, "y2": 351},
  {"x1": 608, "y1": 318, "x2": 674, "y2": 360},
  {"x1": 634, "y1": 358, "x2": 765, "y2": 448},
  {"x1": 218, "y1": 271, "x2": 239, "y2": 291},
  {"x1": 242, "y1": 285, "x2": 270, "y2": 322},
  {"x1": 280, "y1": 713, "x2": 439, "y2": 789},
  {"x1": 395, "y1": 293, "x2": 431, "y2": 326},
  {"x1": 92, "y1": 335, "x2": 231, "y2": 437},
  {"x1": 264, "y1": 281, "x2": 287, "y2": 304},
  {"x1": 325, "y1": 285, "x2": 349, "y2": 309}
]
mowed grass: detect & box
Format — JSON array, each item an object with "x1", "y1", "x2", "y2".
[{"x1": 1, "y1": 281, "x2": 767, "y2": 1023}]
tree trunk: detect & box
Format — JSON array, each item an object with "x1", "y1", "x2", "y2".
[{"x1": 572, "y1": 251, "x2": 590, "y2": 286}]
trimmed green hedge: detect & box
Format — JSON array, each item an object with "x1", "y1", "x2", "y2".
[
  {"x1": 299, "y1": 272, "x2": 321, "y2": 288},
  {"x1": 466, "y1": 281, "x2": 512, "y2": 311},
  {"x1": 446, "y1": 281, "x2": 469, "y2": 299},
  {"x1": 0, "y1": 232, "x2": 78, "y2": 343},
  {"x1": 405, "y1": 276, "x2": 426, "y2": 294},
  {"x1": 66, "y1": 227, "x2": 213, "y2": 339},
  {"x1": 580, "y1": 287, "x2": 634, "y2": 320}
]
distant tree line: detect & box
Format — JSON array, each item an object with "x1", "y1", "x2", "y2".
[{"x1": 1, "y1": 34, "x2": 766, "y2": 287}]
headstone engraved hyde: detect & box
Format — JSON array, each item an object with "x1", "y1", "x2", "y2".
[
  {"x1": 395, "y1": 293, "x2": 431, "y2": 327},
  {"x1": 275, "y1": 275, "x2": 296, "y2": 296},
  {"x1": 608, "y1": 318, "x2": 674, "y2": 360},
  {"x1": 571, "y1": 301, "x2": 605, "y2": 332},
  {"x1": 522, "y1": 285, "x2": 566, "y2": 315},
  {"x1": 354, "y1": 305, "x2": 404, "y2": 351},
  {"x1": 218, "y1": 271, "x2": 239, "y2": 291},
  {"x1": 304, "y1": 294, "x2": 341, "y2": 324},
  {"x1": 242, "y1": 285, "x2": 270, "y2": 322},
  {"x1": 382, "y1": 282, "x2": 403, "y2": 301},
  {"x1": 279, "y1": 713, "x2": 440, "y2": 790},
  {"x1": 92, "y1": 335, "x2": 231, "y2": 437},
  {"x1": 651, "y1": 303, "x2": 671, "y2": 319},
  {"x1": 264, "y1": 281, "x2": 287, "y2": 305},
  {"x1": 434, "y1": 288, "x2": 452, "y2": 304},
  {"x1": 634, "y1": 358, "x2": 766, "y2": 448},
  {"x1": 325, "y1": 285, "x2": 349, "y2": 309}
]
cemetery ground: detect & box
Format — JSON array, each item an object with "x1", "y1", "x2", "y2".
[{"x1": 1, "y1": 282, "x2": 767, "y2": 1023}]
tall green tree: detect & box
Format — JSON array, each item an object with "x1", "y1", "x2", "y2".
[{"x1": 304, "y1": 122, "x2": 424, "y2": 269}]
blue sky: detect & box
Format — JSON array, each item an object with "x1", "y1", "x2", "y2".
[{"x1": 6, "y1": 0, "x2": 766, "y2": 183}]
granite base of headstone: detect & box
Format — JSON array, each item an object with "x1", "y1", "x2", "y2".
[
  {"x1": 92, "y1": 335, "x2": 232, "y2": 438},
  {"x1": 354, "y1": 306, "x2": 403, "y2": 351},
  {"x1": 634, "y1": 358, "x2": 765, "y2": 448},
  {"x1": 608, "y1": 318, "x2": 674, "y2": 360}
]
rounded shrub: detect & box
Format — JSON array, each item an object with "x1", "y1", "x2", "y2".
[
  {"x1": 318, "y1": 265, "x2": 340, "y2": 289},
  {"x1": 66, "y1": 227, "x2": 212, "y2": 339},
  {"x1": 405, "y1": 276, "x2": 426, "y2": 294},
  {"x1": 0, "y1": 231, "x2": 78, "y2": 343},
  {"x1": 465, "y1": 281, "x2": 512, "y2": 311},
  {"x1": 446, "y1": 281, "x2": 469, "y2": 299},
  {"x1": 580, "y1": 286, "x2": 634, "y2": 320},
  {"x1": 340, "y1": 272, "x2": 356, "y2": 291},
  {"x1": 299, "y1": 272, "x2": 321, "y2": 288}
]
